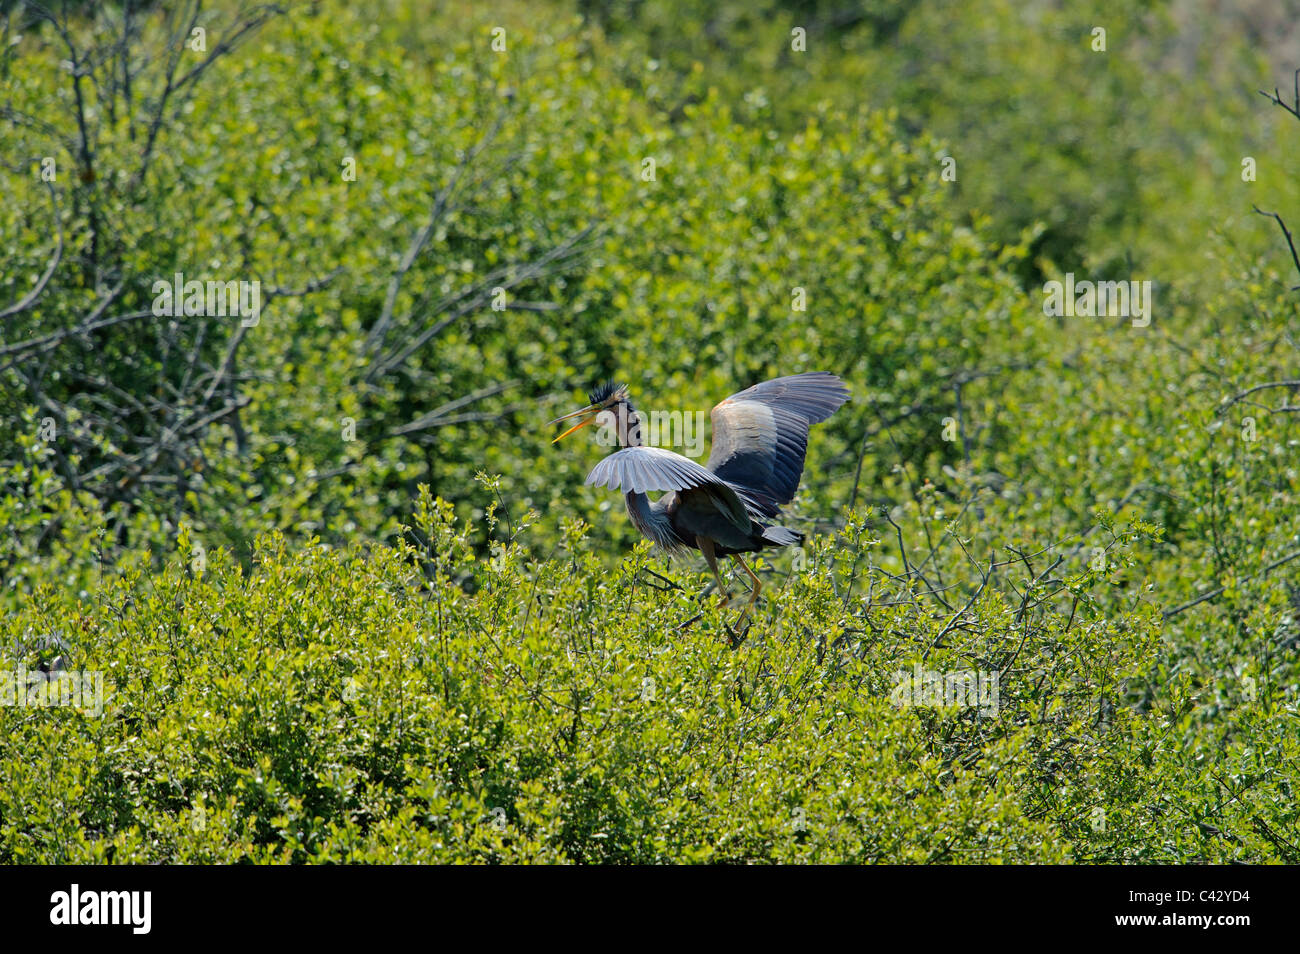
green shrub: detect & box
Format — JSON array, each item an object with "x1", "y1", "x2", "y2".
[{"x1": 0, "y1": 488, "x2": 1292, "y2": 863}]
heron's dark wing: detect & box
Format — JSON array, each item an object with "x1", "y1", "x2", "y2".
[
  {"x1": 587, "y1": 446, "x2": 750, "y2": 531},
  {"x1": 705, "y1": 372, "x2": 849, "y2": 515}
]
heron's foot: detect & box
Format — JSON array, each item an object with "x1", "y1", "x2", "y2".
[
  {"x1": 716, "y1": 590, "x2": 733, "y2": 608},
  {"x1": 727, "y1": 590, "x2": 760, "y2": 636},
  {"x1": 724, "y1": 618, "x2": 751, "y2": 649}
]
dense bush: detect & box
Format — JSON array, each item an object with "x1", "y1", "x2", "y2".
[{"x1": 1, "y1": 490, "x2": 1289, "y2": 863}]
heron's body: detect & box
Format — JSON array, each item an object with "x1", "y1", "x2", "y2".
[
  {"x1": 551, "y1": 372, "x2": 850, "y2": 633},
  {"x1": 627, "y1": 486, "x2": 800, "y2": 556}
]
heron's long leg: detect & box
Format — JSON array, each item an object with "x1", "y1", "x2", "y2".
[
  {"x1": 697, "y1": 537, "x2": 731, "y2": 606},
  {"x1": 731, "y1": 554, "x2": 763, "y2": 625}
]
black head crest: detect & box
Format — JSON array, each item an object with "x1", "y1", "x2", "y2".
[{"x1": 588, "y1": 380, "x2": 629, "y2": 407}]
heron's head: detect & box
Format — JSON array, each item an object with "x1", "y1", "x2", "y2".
[{"x1": 549, "y1": 380, "x2": 638, "y2": 445}]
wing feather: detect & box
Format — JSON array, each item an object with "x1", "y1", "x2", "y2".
[
  {"x1": 705, "y1": 372, "x2": 849, "y2": 512},
  {"x1": 586, "y1": 445, "x2": 751, "y2": 530}
]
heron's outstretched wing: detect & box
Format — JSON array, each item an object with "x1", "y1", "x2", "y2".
[
  {"x1": 705, "y1": 372, "x2": 850, "y2": 515},
  {"x1": 586, "y1": 446, "x2": 750, "y2": 531}
]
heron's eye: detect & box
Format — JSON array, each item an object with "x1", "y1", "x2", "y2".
[{"x1": 594, "y1": 409, "x2": 617, "y2": 429}]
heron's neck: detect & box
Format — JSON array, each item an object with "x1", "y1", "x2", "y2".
[
  {"x1": 613, "y1": 402, "x2": 644, "y2": 448},
  {"x1": 625, "y1": 490, "x2": 674, "y2": 548}
]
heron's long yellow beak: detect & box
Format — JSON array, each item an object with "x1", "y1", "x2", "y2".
[{"x1": 548, "y1": 404, "x2": 600, "y2": 443}]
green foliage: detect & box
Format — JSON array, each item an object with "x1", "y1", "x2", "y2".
[
  {"x1": 3, "y1": 489, "x2": 1291, "y2": 863},
  {"x1": 583, "y1": 0, "x2": 1300, "y2": 282}
]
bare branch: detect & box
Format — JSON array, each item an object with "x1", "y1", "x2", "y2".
[
  {"x1": 1163, "y1": 548, "x2": 1300, "y2": 619},
  {"x1": 364, "y1": 107, "x2": 513, "y2": 355},
  {"x1": 389, "y1": 380, "x2": 518, "y2": 436},
  {"x1": 1216, "y1": 379, "x2": 1300, "y2": 414},
  {"x1": 0, "y1": 178, "x2": 62, "y2": 318},
  {"x1": 1257, "y1": 68, "x2": 1300, "y2": 122},
  {"x1": 1252, "y1": 206, "x2": 1300, "y2": 288},
  {"x1": 366, "y1": 222, "x2": 596, "y2": 383}
]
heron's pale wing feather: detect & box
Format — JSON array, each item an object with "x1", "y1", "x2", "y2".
[
  {"x1": 586, "y1": 446, "x2": 750, "y2": 530},
  {"x1": 705, "y1": 372, "x2": 849, "y2": 510}
]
